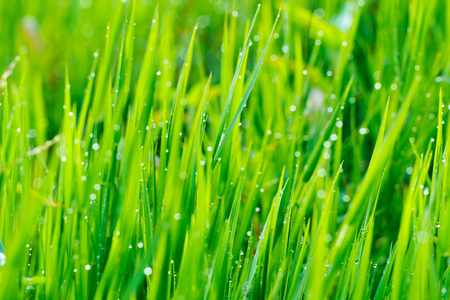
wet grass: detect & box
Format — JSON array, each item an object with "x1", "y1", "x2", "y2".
[{"x1": 0, "y1": 0, "x2": 450, "y2": 299}]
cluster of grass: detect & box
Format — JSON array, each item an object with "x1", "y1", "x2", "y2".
[{"x1": 1, "y1": 0, "x2": 450, "y2": 298}]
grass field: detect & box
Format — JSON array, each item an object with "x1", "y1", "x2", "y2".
[{"x1": 1, "y1": 0, "x2": 450, "y2": 299}]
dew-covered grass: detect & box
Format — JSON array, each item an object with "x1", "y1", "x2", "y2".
[{"x1": 1, "y1": 0, "x2": 450, "y2": 299}]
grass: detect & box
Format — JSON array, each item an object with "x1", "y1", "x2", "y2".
[{"x1": 0, "y1": 0, "x2": 450, "y2": 298}]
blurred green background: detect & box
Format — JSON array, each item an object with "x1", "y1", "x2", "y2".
[{"x1": 2, "y1": 0, "x2": 449, "y2": 134}]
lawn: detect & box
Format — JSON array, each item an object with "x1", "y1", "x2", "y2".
[{"x1": 0, "y1": 0, "x2": 449, "y2": 299}]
